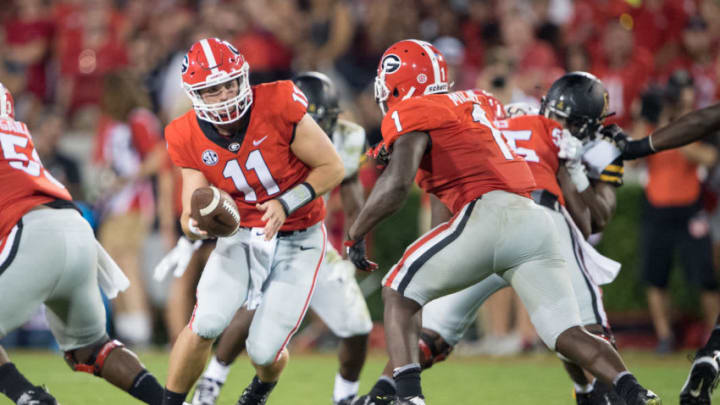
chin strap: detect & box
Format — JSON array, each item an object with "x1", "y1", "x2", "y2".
[{"x1": 64, "y1": 339, "x2": 124, "y2": 376}]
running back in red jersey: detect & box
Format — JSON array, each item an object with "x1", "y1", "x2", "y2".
[
  {"x1": 0, "y1": 117, "x2": 72, "y2": 241},
  {"x1": 379, "y1": 89, "x2": 536, "y2": 213}
]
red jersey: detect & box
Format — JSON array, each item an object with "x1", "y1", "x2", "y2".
[
  {"x1": 495, "y1": 115, "x2": 565, "y2": 205},
  {"x1": 381, "y1": 90, "x2": 535, "y2": 213},
  {"x1": 166, "y1": 80, "x2": 325, "y2": 230},
  {"x1": 0, "y1": 118, "x2": 72, "y2": 241}
]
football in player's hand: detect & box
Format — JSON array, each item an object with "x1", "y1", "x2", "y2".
[{"x1": 191, "y1": 186, "x2": 240, "y2": 237}]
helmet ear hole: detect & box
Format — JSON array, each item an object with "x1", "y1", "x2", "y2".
[{"x1": 393, "y1": 88, "x2": 399, "y2": 97}]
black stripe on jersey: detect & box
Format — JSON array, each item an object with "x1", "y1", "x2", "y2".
[
  {"x1": 398, "y1": 199, "x2": 477, "y2": 294},
  {"x1": 196, "y1": 112, "x2": 251, "y2": 151},
  {"x1": 563, "y1": 217, "x2": 603, "y2": 325},
  {"x1": 0, "y1": 219, "x2": 24, "y2": 277}
]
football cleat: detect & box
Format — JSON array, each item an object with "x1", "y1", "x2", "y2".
[
  {"x1": 575, "y1": 380, "x2": 626, "y2": 405},
  {"x1": 235, "y1": 377, "x2": 275, "y2": 405},
  {"x1": 191, "y1": 376, "x2": 223, "y2": 405},
  {"x1": 390, "y1": 396, "x2": 426, "y2": 405},
  {"x1": 625, "y1": 388, "x2": 661, "y2": 405},
  {"x1": 16, "y1": 385, "x2": 57, "y2": 405},
  {"x1": 680, "y1": 349, "x2": 720, "y2": 405},
  {"x1": 351, "y1": 395, "x2": 393, "y2": 405},
  {"x1": 335, "y1": 395, "x2": 357, "y2": 405}
]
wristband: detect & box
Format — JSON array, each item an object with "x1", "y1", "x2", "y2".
[
  {"x1": 277, "y1": 182, "x2": 316, "y2": 216},
  {"x1": 625, "y1": 137, "x2": 655, "y2": 159}
]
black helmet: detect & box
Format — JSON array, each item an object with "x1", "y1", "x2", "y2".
[
  {"x1": 540, "y1": 71, "x2": 611, "y2": 140},
  {"x1": 292, "y1": 71, "x2": 340, "y2": 137}
]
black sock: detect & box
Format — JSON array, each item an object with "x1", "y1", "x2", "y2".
[
  {"x1": 394, "y1": 365, "x2": 422, "y2": 399},
  {"x1": 0, "y1": 363, "x2": 35, "y2": 402},
  {"x1": 249, "y1": 375, "x2": 277, "y2": 397},
  {"x1": 614, "y1": 373, "x2": 641, "y2": 402},
  {"x1": 128, "y1": 369, "x2": 163, "y2": 405},
  {"x1": 705, "y1": 327, "x2": 720, "y2": 353},
  {"x1": 162, "y1": 387, "x2": 187, "y2": 405},
  {"x1": 368, "y1": 376, "x2": 396, "y2": 397}
]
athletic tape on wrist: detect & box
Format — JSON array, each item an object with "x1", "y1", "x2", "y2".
[{"x1": 277, "y1": 182, "x2": 316, "y2": 216}]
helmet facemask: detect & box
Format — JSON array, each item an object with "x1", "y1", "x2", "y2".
[
  {"x1": 183, "y1": 62, "x2": 252, "y2": 125},
  {"x1": 374, "y1": 71, "x2": 391, "y2": 116},
  {"x1": 541, "y1": 97, "x2": 601, "y2": 141}
]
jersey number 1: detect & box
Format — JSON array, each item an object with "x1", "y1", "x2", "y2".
[
  {"x1": 223, "y1": 149, "x2": 280, "y2": 202},
  {"x1": 471, "y1": 104, "x2": 514, "y2": 160}
]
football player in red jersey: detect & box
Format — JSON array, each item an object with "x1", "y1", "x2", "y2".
[
  {"x1": 345, "y1": 40, "x2": 660, "y2": 405},
  {"x1": 0, "y1": 83, "x2": 165, "y2": 405},
  {"x1": 162, "y1": 39, "x2": 344, "y2": 405},
  {"x1": 190, "y1": 72, "x2": 373, "y2": 405}
]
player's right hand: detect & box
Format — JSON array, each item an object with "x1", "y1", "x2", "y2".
[
  {"x1": 187, "y1": 217, "x2": 209, "y2": 240},
  {"x1": 344, "y1": 237, "x2": 378, "y2": 272}
]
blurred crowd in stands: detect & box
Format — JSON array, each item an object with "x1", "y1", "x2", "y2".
[{"x1": 3, "y1": 0, "x2": 720, "y2": 353}]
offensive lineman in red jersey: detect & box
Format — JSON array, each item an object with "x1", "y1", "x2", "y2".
[
  {"x1": 162, "y1": 38, "x2": 344, "y2": 405},
  {"x1": 344, "y1": 40, "x2": 660, "y2": 405},
  {"x1": 0, "y1": 83, "x2": 165, "y2": 405}
]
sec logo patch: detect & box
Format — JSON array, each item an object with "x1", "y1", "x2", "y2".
[{"x1": 202, "y1": 149, "x2": 219, "y2": 166}]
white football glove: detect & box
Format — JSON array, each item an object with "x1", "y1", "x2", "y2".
[
  {"x1": 566, "y1": 159, "x2": 590, "y2": 192},
  {"x1": 557, "y1": 129, "x2": 584, "y2": 162},
  {"x1": 153, "y1": 236, "x2": 202, "y2": 281}
]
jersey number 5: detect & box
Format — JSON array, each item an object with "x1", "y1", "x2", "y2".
[
  {"x1": 223, "y1": 149, "x2": 280, "y2": 202},
  {"x1": 0, "y1": 133, "x2": 66, "y2": 188}
]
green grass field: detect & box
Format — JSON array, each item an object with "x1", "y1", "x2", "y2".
[{"x1": 0, "y1": 349, "x2": 705, "y2": 404}]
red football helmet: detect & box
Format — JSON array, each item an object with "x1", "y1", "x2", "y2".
[
  {"x1": 0, "y1": 82, "x2": 14, "y2": 119},
  {"x1": 181, "y1": 38, "x2": 252, "y2": 124},
  {"x1": 374, "y1": 39, "x2": 449, "y2": 114}
]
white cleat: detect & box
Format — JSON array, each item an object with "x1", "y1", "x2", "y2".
[{"x1": 192, "y1": 376, "x2": 223, "y2": 405}]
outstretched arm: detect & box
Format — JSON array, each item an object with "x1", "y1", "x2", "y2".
[
  {"x1": 348, "y1": 131, "x2": 429, "y2": 241},
  {"x1": 617, "y1": 103, "x2": 720, "y2": 159}
]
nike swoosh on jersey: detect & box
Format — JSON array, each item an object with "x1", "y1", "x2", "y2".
[
  {"x1": 690, "y1": 379, "x2": 704, "y2": 397},
  {"x1": 253, "y1": 136, "x2": 268, "y2": 146},
  {"x1": 299, "y1": 246, "x2": 314, "y2": 251}
]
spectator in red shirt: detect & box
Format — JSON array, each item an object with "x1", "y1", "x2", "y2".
[
  {"x1": 3, "y1": 0, "x2": 55, "y2": 104},
  {"x1": 592, "y1": 19, "x2": 654, "y2": 128},
  {"x1": 55, "y1": 0, "x2": 128, "y2": 122},
  {"x1": 500, "y1": 9, "x2": 561, "y2": 101},
  {"x1": 630, "y1": 0, "x2": 688, "y2": 71},
  {"x1": 666, "y1": 16, "x2": 719, "y2": 108},
  {"x1": 93, "y1": 71, "x2": 168, "y2": 347}
]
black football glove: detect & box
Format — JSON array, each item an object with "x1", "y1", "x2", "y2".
[
  {"x1": 344, "y1": 237, "x2": 378, "y2": 272},
  {"x1": 601, "y1": 124, "x2": 654, "y2": 160}
]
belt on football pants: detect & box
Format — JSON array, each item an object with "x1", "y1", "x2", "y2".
[
  {"x1": 239, "y1": 226, "x2": 308, "y2": 238},
  {"x1": 530, "y1": 189, "x2": 560, "y2": 212}
]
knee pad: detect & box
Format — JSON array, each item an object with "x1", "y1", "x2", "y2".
[
  {"x1": 418, "y1": 330, "x2": 453, "y2": 370},
  {"x1": 246, "y1": 339, "x2": 281, "y2": 367},
  {"x1": 64, "y1": 338, "x2": 124, "y2": 376},
  {"x1": 191, "y1": 312, "x2": 229, "y2": 339}
]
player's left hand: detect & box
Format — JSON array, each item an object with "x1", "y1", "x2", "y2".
[
  {"x1": 344, "y1": 237, "x2": 378, "y2": 272},
  {"x1": 257, "y1": 200, "x2": 287, "y2": 240}
]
